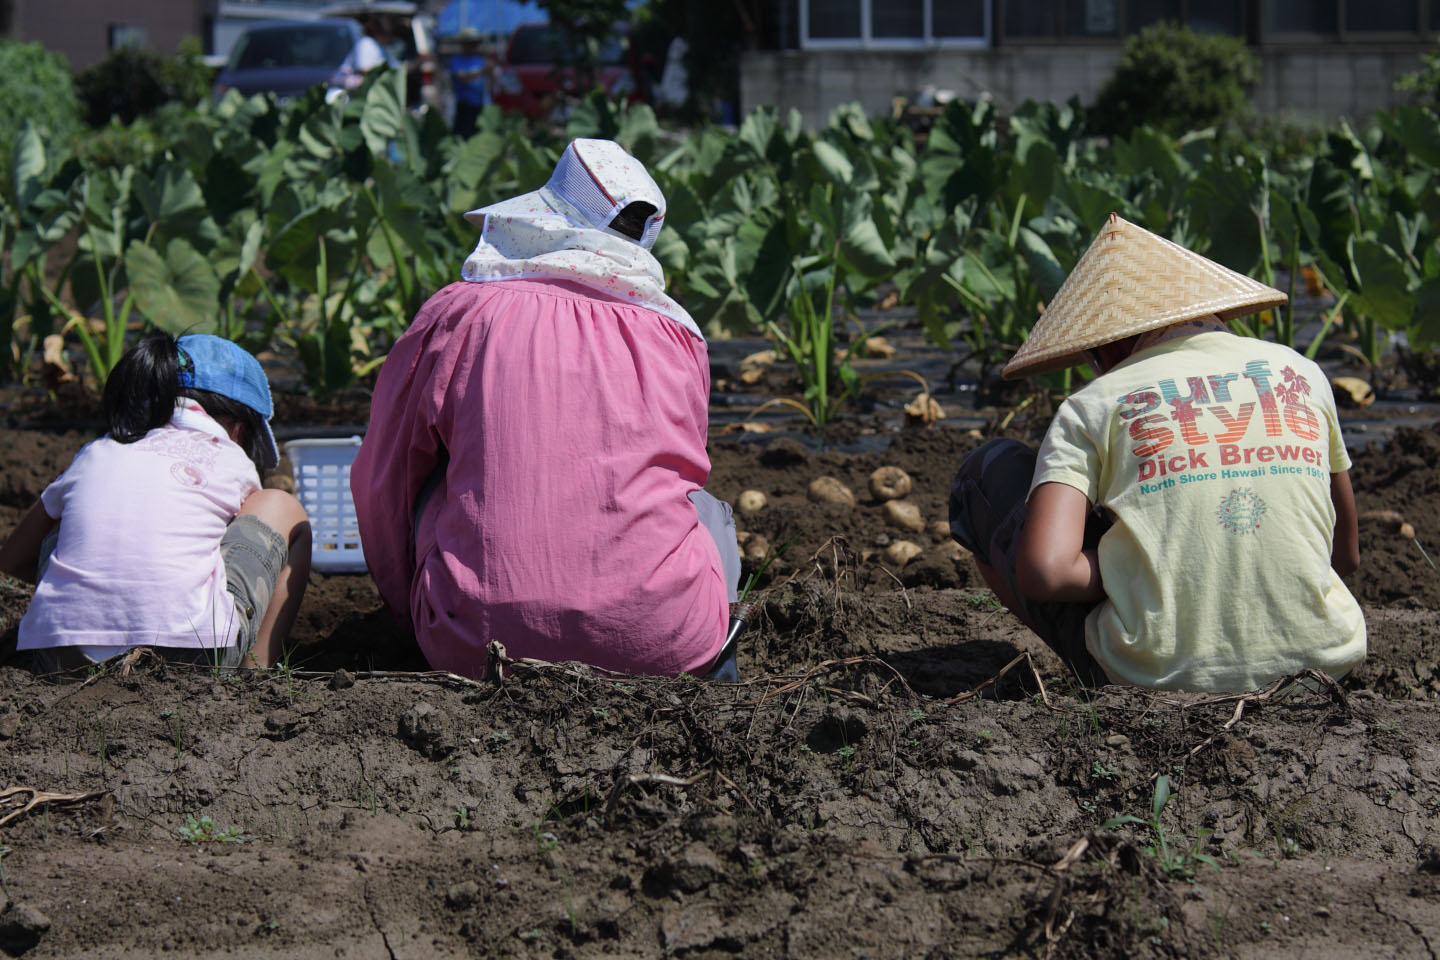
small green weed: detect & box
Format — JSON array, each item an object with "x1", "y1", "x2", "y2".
[
  {"x1": 1103, "y1": 775, "x2": 1219, "y2": 880},
  {"x1": 178, "y1": 814, "x2": 254, "y2": 845},
  {"x1": 488, "y1": 729, "x2": 513, "y2": 744},
  {"x1": 1091, "y1": 760, "x2": 1119, "y2": 781},
  {"x1": 532, "y1": 820, "x2": 559, "y2": 853},
  {"x1": 161, "y1": 705, "x2": 186, "y2": 755},
  {"x1": 453, "y1": 806, "x2": 471, "y2": 829},
  {"x1": 959, "y1": 591, "x2": 1004, "y2": 611}
]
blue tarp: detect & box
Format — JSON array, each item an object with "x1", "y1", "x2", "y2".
[{"x1": 435, "y1": 0, "x2": 547, "y2": 38}]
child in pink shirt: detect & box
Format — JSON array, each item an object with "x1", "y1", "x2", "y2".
[{"x1": 0, "y1": 334, "x2": 311, "y2": 670}]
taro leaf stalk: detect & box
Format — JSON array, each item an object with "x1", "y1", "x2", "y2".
[{"x1": 2, "y1": 123, "x2": 81, "y2": 381}]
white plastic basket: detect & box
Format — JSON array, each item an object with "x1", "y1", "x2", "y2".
[{"x1": 285, "y1": 437, "x2": 367, "y2": 573}]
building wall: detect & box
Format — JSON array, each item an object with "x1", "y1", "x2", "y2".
[
  {"x1": 11, "y1": 0, "x2": 209, "y2": 69},
  {"x1": 740, "y1": 46, "x2": 1431, "y2": 127}
]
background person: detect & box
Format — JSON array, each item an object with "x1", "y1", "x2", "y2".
[
  {"x1": 449, "y1": 28, "x2": 493, "y2": 138},
  {"x1": 336, "y1": 14, "x2": 397, "y2": 91},
  {"x1": 949, "y1": 214, "x2": 1364, "y2": 693},
  {"x1": 351, "y1": 138, "x2": 741, "y2": 681},
  {"x1": 0, "y1": 334, "x2": 311, "y2": 672}
]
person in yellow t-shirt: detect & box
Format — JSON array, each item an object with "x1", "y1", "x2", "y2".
[{"x1": 949, "y1": 214, "x2": 1364, "y2": 693}]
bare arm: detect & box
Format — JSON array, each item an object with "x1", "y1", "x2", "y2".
[
  {"x1": 0, "y1": 500, "x2": 58, "y2": 584},
  {"x1": 1015, "y1": 481, "x2": 1106, "y2": 604},
  {"x1": 1330, "y1": 470, "x2": 1359, "y2": 578}
]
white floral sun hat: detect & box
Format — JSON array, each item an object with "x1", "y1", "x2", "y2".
[{"x1": 460, "y1": 139, "x2": 699, "y2": 338}]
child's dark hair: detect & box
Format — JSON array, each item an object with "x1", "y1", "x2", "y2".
[
  {"x1": 609, "y1": 201, "x2": 657, "y2": 242},
  {"x1": 104, "y1": 333, "x2": 270, "y2": 470}
]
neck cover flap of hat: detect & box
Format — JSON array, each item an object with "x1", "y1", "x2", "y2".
[
  {"x1": 460, "y1": 139, "x2": 702, "y2": 340},
  {"x1": 1002, "y1": 213, "x2": 1287, "y2": 379}
]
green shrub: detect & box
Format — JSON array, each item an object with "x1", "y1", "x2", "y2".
[
  {"x1": 75, "y1": 38, "x2": 214, "y2": 129},
  {"x1": 160, "y1": 37, "x2": 214, "y2": 108},
  {"x1": 75, "y1": 46, "x2": 169, "y2": 127},
  {"x1": 1396, "y1": 46, "x2": 1440, "y2": 104},
  {"x1": 1091, "y1": 22, "x2": 1259, "y2": 138},
  {"x1": 0, "y1": 40, "x2": 82, "y2": 165}
]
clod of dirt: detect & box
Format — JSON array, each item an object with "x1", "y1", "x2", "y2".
[
  {"x1": 868, "y1": 465, "x2": 913, "y2": 501},
  {"x1": 0, "y1": 899, "x2": 51, "y2": 954},
  {"x1": 886, "y1": 541, "x2": 922, "y2": 566},
  {"x1": 643, "y1": 841, "x2": 725, "y2": 895},
  {"x1": 445, "y1": 880, "x2": 480, "y2": 909},
  {"x1": 329, "y1": 668, "x2": 355, "y2": 690},
  {"x1": 399, "y1": 701, "x2": 450, "y2": 758},
  {"x1": 883, "y1": 500, "x2": 926, "y2": 532},
  {"x1": 262, "y1": 710, "x2": 309, "y2": 741},
  {"x1": 737, "y1": 490, "x2": 767, "y2": 514},
  {"x1": 808, "y1": 476, "x2": 856, "y2": 508},
  {"x1": 0, "y1": 712, "x2": 18, "y2": 739},
  {"x1": 806, "y1": 706, "x2": 869, "y2": 753},
  {"x1": 758, "y1": 438, "x2": 809, "y2": 468}
]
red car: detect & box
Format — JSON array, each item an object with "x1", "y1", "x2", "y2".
[{"x1": 491, "y1": 22, "x2": 641, "y2": 119}]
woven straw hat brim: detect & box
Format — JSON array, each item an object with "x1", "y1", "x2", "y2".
[{"x1": 1002, "y1": 214, "x2": 1287, "y2": 379}]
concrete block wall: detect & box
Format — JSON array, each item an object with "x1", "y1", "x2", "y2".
[{"x1": 741, "y1": 45, "x2": 1430, "y2": 128}]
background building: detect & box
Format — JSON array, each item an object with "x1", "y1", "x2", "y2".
[
  {"x1": 6, "y1": 0, "x2": 218, "y2": 69},
  {"x1": 744, "y1": 0, "x2": 1439, "y2": 124}
]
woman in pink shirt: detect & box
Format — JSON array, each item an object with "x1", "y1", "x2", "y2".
[{"x1": 351, "y1": 139, "x2": 740, "y2": 680}]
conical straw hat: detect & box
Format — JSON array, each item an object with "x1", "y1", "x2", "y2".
[{"x1": 1002, "y1": 213, "x2": 1287, "y2": 379}]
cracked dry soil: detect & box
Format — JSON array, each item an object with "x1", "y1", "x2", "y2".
[{"x1": 0, "y1": 420, "x2": 1437, "y2": 958}]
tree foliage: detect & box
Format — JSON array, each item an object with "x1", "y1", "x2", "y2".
[
  {"x1": 0, "y1": 40, "x2": 81, "y2": 175},
  {"x1": 1091, "y1": 22, "x2": 1258, "y2": 138}
]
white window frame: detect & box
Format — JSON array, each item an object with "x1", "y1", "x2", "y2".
[{"x1": 800, "y1": 0, "x2": 992, "y2": 49}]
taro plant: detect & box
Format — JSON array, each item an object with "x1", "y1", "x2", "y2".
[{"x1": 1, "y1": 123, "x2": 81, "y2": 379}]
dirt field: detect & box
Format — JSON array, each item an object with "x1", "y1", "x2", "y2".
[{"x1": 0, "y1": 400, "x2": 1437, "y2": 958}]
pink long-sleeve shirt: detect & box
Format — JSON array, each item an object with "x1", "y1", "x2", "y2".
[{"x1": 351, "y1": 279, "x2": 728, "y2": 678}]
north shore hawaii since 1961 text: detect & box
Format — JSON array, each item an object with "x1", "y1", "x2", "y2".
[{"x1": 1119, "y1": 359, "x2": 1328, "y2": 495}]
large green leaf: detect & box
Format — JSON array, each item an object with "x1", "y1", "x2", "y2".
[
  {"x1": 811, "y1": 139, "x2": 853, "y2": 186},
  {"x1": 1376, "y1": 105, "x2": 1440, "y2": 170},
  {"x1": 11, "y1": 122, "x2": 45, "y2": 208},
  {"x1": 838, "y1": 198, "x2": 896, "y2": 279},
  {"x1": 1185, "y1": 160, "x2": 1263, "y2": 273},
  {"x1": 1413, "y1": 277, "x2": 1440, "y2": 349},
  {"x1": 136, "y1": 164, "x2": 219, "y2": 251},
  {"x1": 1347, "y1": 235, "x2": 1414, "y2": 332},
  {"x1": 737, "y1": 106, "x2": 779, "y2": 160},
  {"x1": 126, "y1": 238, "x2": 221, "y2": 333},
  {"x1": 359, "y1": 70, "x2": 408, "y2": 159},
  {"x1": 1015, "y1": 227, "x2": 1066, "y2": 303}
]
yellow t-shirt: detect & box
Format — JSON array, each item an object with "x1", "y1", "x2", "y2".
[{"x1": 1033, "y1": 331, "x2": 1366, "y2": 692}]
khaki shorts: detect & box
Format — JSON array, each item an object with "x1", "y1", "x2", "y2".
[
  {"x1": 949, "y1": 438, "x2": 1111, "y2": 686},
  {"x1": 31, "y1": 514, "x2": 287, "y2": 673}
]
